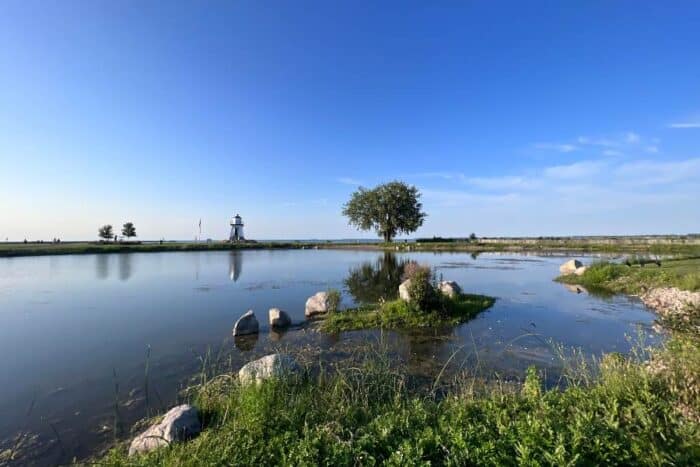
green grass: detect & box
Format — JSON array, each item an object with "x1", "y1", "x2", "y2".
[
  {"x1": 319, "y1": 293, "x2": 496, "y2": 333},
  {"x1": 0, "y1": 241, "x2": 301, "y2": 257},
  {"x1": 557, "y1": 257, "x2": 700, "y2": 294},
  {"x1": 99, "y1": 335, "x2": 700, "y2": 466}
]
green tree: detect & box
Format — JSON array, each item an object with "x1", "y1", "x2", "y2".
[
  {"x1": 122, "y1": 222, "x2": 136, "y2": 239},
  {"x1": 469, "y1": 232, "x2": 477, "y2": 241},
  {"x1": 342, "y1": 181, "x2": 426, "y2": 242},
  {"x1": 98, "y1": 224, "x2": 113, "y2": 241}
]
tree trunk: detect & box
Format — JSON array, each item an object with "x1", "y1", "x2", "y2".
[{"x1": 384, "y1": 232, "x2": 392, "y2": 243}]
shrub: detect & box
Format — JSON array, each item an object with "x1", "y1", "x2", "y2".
[
  {"x1": 406, "y1": 267, "x2": 442, "y2": 312},
  {"x1": 326, "y1": 288, "x2": 342, "y2": 313}
]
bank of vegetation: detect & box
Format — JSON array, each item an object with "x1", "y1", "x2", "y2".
[
  {"x1": 100, "y1": 334, "x2": 700, "y2": 466},
  {"x1": 0, "y1": 241, "x2": 300, "y2": 258},
  {"x1": 320, "y1": 293, "x2": 494, "y2": 333},
  {"x1": 557, "y1": 257, "x2": 700, "y2": 294}
]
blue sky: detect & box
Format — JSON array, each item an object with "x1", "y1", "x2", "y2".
[{"x1": 1, "y1": 1, "x2": 699, "y2": 240}]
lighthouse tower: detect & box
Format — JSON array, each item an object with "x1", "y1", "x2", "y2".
[{"x1": 229, "y1": 214, "x2": 245, "y2": 242}]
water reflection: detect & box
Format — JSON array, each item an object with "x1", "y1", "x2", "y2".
[
  {"x1": 234, "y1": 334, "x2": 258, "y2": 351},
  {"x1": 344, "y1": 252, "x2": 409, "y2": 304},
  {"x1": 95, "y1": 255, "x2": 109, "y2": 279},
  {"x1": 118, "y1": 254, "x2": 133, "y2": 281},
  {"x1": 229, "y1": 251, "x2": 243, "y2": 282}
]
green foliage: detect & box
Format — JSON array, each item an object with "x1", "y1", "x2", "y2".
[
  {"x1": 98, "y1": 224, "x2": 114, "y2": 240},
  {"x1": 321, "y1": 294, "x2": 495, "y2": 332},
  {"x1": 342, "y1": 181, "x2": 426, "y2": 242},
  {"x1": 102, "y1": 336, "x2": 700, "y2": 466},
  {"x1": 326, "y1": 288, "x2": 342, "y2": 313},
  {"x1": 121, "y1": 222, "x2": 136, "y2": 239},
  {"x1": 557, "y1": 258, "x2": 700, "y2": 293},
  {"x1": 406, "y1": 267, "x2": 441, "y2": 312}
]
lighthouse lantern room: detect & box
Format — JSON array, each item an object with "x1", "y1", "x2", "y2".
[{"x1": 229, "y1": 214, "x2": 245, "y2": 242}]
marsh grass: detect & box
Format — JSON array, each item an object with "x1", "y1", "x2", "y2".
[
  {"x1": 99, "y1": 332, "x2": 700, "y2": 466},
  {"x1": 557, "y1": 258, "x2": 700, "y2": 294},
  {"x1": 320, "y1": 293, "x2": 495, "y2": 333}
]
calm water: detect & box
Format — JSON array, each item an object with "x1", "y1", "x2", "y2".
[{"x1": 0, "y1": 249, "x2": 661, "y2": 464}]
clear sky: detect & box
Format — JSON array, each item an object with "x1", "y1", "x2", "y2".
[{"x1": 1, "y1": 1, "x2": 699, "y2": 241}]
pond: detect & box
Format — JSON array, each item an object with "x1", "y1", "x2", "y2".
[{"x1": 0, "y1": 249, "x2": 662, "y2": 465}]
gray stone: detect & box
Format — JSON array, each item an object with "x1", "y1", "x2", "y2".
[
  {"x1": 233, "y1": 310, "x2": 259, "y2": 336},
  {"x1": 128, "y1": 404, "x2": 200, "y2": 456},
  {"x1": 559, "y1": 259, "x2": 583, "y2": 275},
  {"x1": 438, "y1": 280, "x2": 462, "y2": 298},
  {"x1": 398, "y1": 279, "x2": 412, "y2": 302},
  {"x1": 269, "y1": 308, "x2": 291, "y2": 328},
  {"x1": 238, "y1": 353, "x2": 301, "y2": 385},
  {"x1": 305, "y1": 291, "x2": 329, "y2": 317}
]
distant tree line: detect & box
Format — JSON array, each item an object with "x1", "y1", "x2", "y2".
[{"x1": 98, "y1": 222, "x2": 137, "y2": 242}]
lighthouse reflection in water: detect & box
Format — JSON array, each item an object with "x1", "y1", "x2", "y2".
[{"x1": 229, "y1": 250, "x2": 242, "y2": 281}]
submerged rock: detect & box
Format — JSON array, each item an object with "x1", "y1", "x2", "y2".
[
  {"x1": 238, "y1": 353, "x2": 301, "y2": 385},
  {"x1": 559, "y1": 259, "x2": 583, "y2": 275},
  {"x1": 128, "y1": 404, "x2": 200, "y2": 456},
  {"x1": 438, "y1": 280, "x2": 462, "y2": 298},
  {"x1": 233, "y1": 310, "x2": 259, "y2": 336},
  {"x1": 269, "y1": 308, "x2": 291, "y2": 328},
  {"x1": 305, "y1": 292, "x2": 330, "y2": 317},
  {"x1": 398, "y1": 279, "x2": 412, "y2": 302}
]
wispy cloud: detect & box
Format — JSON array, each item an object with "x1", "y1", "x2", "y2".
[
  {"x1": 467, "y1": 175, "x2": 540, "y2": 190},
  {"x1": 668, "y1": 122, "x2": 700, "y2": 129},
  {"x1": 543, "y1": 160, "x2": 606, "y2": 179},
  {"x1": 533, "y1": 142, "x2": 579, "y2": 153},
  {"x1": 602, "y1": 149, "x2": 623, "y2": 157},
  {"x1": 336, "y1": 177, "x2": 364, "y2": 186}
]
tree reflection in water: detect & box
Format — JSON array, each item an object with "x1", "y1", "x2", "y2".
[{"x1": 344, "y1": 252, "x2": 410, "y2": 305}]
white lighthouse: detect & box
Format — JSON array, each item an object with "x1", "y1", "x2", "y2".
[{"x1": 229, "y1": 214, "x2": 245, "y2": 242}]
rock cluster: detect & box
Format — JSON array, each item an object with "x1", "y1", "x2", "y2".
[
  {"x1": 641, "y1": 287, "x2": 700, "y2": 320},
  {"x1": 128, "y1": 405, "x2": 201, "y2": 456}
]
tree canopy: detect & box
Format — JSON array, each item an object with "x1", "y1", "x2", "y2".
[
  {"x1": 98, "y1": 224, "x2": 113, "y2": 240},
  {"x1": 122, "y1": 222, "x2": 137, "y2": 239},
  {"x1": 342, "y1": 181, "x2": 426, "y2": 242}
]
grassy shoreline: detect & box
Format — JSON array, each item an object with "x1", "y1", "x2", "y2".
[
  {"x1": 556, "y1": 257, "x2": 700, "y2": 294},
  {"x1": 3, "y1": 238, "x2": 700, "y2": 258},
  {"x1": 320, "y1": 294, "x2": 495, "y2": 333},
  {"x1": 100, "y1": 336, "x2": 700, "y2": 466},
  {"x1": 0, "y1": 241, "x2": 302, "y2": 258}
]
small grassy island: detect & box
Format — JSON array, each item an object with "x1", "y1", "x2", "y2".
[{"x1": 321, "y1": 294, "x2": 495, "y2": 333}]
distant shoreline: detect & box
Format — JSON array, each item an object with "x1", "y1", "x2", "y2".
[{"x1": 2, "y1": 236, "x2": 700, "y2": 258}]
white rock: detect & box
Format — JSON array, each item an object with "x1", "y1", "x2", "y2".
[
  {"x1": 305, "y1": 291, "x2": 329, "y2": 317},
  {"x1": 573, "y1": 266, "x2": 587, "y2": 276},
  {"x1": 438, "y1": 280, "x2": 462, "y2": 298},
  {"x1": 238, "y1": 354, "x2": 301, "y2": 385},
  {"x1": 269, "y1": 308, "x2": 291, "y2": 328},
  {"x1": 559, "y1": 259, "x2": 583, "y2": 275},
  {"x1": 233, "y1": 310, "x2": 259, "y2": 336},
  {"x1": 128, "y1": 404, "x2": 200, "y2": 456},
  {"x1": 398, "y1": 279, "x2": 412, "y2": 302}
]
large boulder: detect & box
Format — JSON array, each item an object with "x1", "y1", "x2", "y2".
[
  {"x1": 269, "y1": 308, "x2": 291, "y2": 328},
  {"x1": 128, "y1": 404, "x2": 200, "y2": 456},
  {"x1": 238, "y1": 353, "x2": 301, "y2": 385},
  {"x1": 233, "y1": 310, "x2": 259, "y2": 336},
  {"x1": 398, "y1": 279, "x2": 412, "y2": 302},
  {"x1": 559, "y1": 259, "x2": 583, "y2": 275},
  {"x1": 573, "y1": 266, "x2": 587, "y2": 276},
  {"x1": 305, "y1": 292, "x2": 330, "y2": 317},
  {"x1": 438, "y1": 280, "x2": 462, "y2": 298}
]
